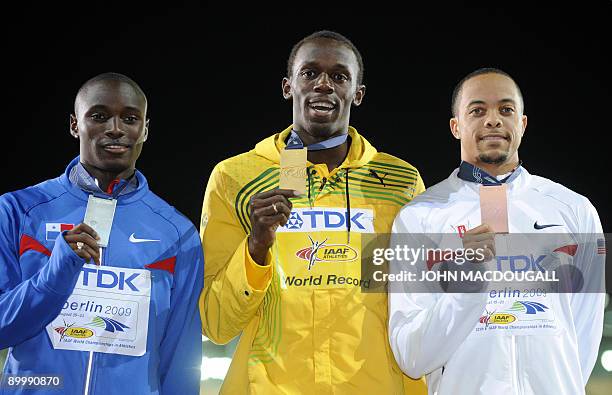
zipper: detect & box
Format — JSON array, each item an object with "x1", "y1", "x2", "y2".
[
  {"x1": 83, "y1": 246, "x2": 106, "y2": 395},
  {"x1": 510, "y1": 335, "x2": 520, "y2": 395},
  {"x1": 515, "y1": 335, "x2": 524, "y2": 395},
  {"x1": 83, "y1": 351, "x2": 95, "y2": 395}
]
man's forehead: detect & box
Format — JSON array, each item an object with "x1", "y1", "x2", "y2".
[
  {"x1": 294, "y1": 39, "x2": 357, "y2": 69},
  {"x1": 76, "y1": 80, "x2": 146, "y2": 112},
  {"x1": 461, "y1": 74, "x2": 520, "y2": 105}
]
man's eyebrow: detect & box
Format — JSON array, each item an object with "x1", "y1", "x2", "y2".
[
  {"x1": 85, "y1": 104, "x2": 143, "y2": 114},
  {"x1": 467, "y1": 100, "x2": 487, "y2": 107},
  {"x1": 123, "y1": 106, "x2": 144, "y2": 114},
  {"x1": 85, "y1": 104, "x2": 109, "y2": 112},
  {"x1": 299, "y1": 61, "x2": 351, "y2": 72},
  {"x1": 467, "y1": 98, "x2": 517, "y2": 107}
]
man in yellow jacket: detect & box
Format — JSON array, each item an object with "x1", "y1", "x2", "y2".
[{"x1": 200, "y1": 30, "x2": 427, "y2": 394}]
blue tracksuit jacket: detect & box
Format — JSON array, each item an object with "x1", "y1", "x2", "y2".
[{"x1": 0, "y1": 158, "x2": 204, "y2": 394}]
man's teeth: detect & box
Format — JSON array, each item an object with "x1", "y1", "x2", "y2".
[{"x1": 310, "y1": 102, "x2": 334, "y2": 109}]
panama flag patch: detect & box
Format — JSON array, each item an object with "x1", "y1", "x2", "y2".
[{"x1": 46, "y1": 223, "x2": 74, "y2": 241}]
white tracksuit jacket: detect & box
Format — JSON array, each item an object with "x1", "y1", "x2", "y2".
[{"x1": 388, "y1": 166, "x2": 605, "y2": 395}]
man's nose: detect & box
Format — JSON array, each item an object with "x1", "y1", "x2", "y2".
[
  {"x1": 105, "y1": 116, "x2": 125, "y2": 138},
  {"x1": 485, "y1": 113, "x2": 502, "y2": 129},
  {"x1": 314, "y1": 73, "x2": 334, "y2": 94}
]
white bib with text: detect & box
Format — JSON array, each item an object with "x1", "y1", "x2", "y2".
[{"x1": 45, "y1": 264, "x2": 151, "y2": 356}]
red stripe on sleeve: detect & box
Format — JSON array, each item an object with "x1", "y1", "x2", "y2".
[
  {"x1": 553, "y1": 244, "x2": 578, "y2": 256},
  {"x1": 145, "y1": 256, "x2": 176, "y2": 274},
  {"x1": 19, "y1": 234, "x2": 52, "y2": 257}
]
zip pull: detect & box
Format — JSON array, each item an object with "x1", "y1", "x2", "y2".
[{"x1": 319, "y1": 177, "x2": 327, "y2": 191}]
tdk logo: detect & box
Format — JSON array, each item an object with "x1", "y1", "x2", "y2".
[
  {"x1": 496, "y1": 255, "x2": 546, "y2": 272},
  {"x1": 81, "y1": 267, "x2": 140, "y2": 291},
  {"x1": 278, "y1": 208, "x2": 375, "y2": 234},
  {"x1": 285, "y1": 212, "x2": 304, "y2": 229}
]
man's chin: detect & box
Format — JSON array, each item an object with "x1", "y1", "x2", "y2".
[
  {"x1": 478, "y1": 151, "x2": 509, "y2": 165},
  {"x1": 94, "y1": 156, "x2": 134, "y2": 174},
  {"x1": 303, "y1": 121, "x2": 340, "y2": 138}
]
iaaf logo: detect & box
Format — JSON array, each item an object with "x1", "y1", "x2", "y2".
[
  {"x1": 296, "y1": 235, "x2": 358, "y2": 270},
  {"x1": 54, "y1": 319, "x2": 94, "y2": 341},
  {"x1": 278, "y1": 208, "x2": 374, "y2": 234},
  {"x1": 479, "y1": 310, "x2": 517, "y2": 329},
  {"x1": 54, "y1": 316, "x2": 130, "y2": 341},
  {"x1": 479, "y1": 301, "x2": 549, "y2": 329}
]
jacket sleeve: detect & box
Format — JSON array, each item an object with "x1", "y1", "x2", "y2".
[
  {"x1": 387, "y1": 208, "x2": 488, "y2": 378},
  {"x1": 570, "y1": 198, "x2": 605, "y2": 385},
  {"x1": 159, "y1": 224, "x2": 204, "y2": 395},
  {"x1": 0, "y1": 195, "x2": 84, "y2": 349},
  {"x1": 198, "y1": 164, "x2": 272, "y2": 345}
]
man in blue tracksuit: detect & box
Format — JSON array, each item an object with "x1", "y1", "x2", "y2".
[{"x1": 0, "y1": 73, "x2": 204, "y2": 394}]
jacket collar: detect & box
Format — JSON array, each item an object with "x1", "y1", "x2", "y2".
[
  {"x1": 254, "y1": 125, "x2": 378, "y2": 168},
  {"x1": 59, "y1": 156, "x2": 149, "y2": 204}
]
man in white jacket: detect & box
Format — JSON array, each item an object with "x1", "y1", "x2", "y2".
[{"x1": 388, "y1": 68, "x2": 605, "y2": 395}]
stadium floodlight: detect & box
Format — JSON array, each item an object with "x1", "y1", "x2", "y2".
[
  {"x1": 601, "y1": 350, "x2": 612, "y2": 372},
  {"x1": 201, "y1": 357, "x2": 232, "y2": 381}
]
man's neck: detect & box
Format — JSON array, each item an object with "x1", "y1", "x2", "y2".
[
  {"x1": 81, "y1": 162, "x2": 134, "y2": 193},
  {"x1": 293, "y1": 129, "x2": 350, "y2": 172}
]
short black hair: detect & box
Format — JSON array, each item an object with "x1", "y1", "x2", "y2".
[
  {"x1": 451, "y1": 67, "x2": 524, "y2": 116},
  {"x1": 287, "y1": 30, "x2": 364, "y2": 86},
  {"x1": 75, "y1": 72, "x2": 147, "y2": 113}
]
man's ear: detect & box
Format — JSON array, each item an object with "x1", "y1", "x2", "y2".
[
  {"x1": 520, "y1": 114, "x2": 528, "y2": 136},
  {"x1": 450, "y1": 117, "x2": 461, "y2": 140},
  {"x1": 282, "y1": 77, "x2": 292, "y2": 100},
  {"x1": 70, "y1": 114, "x2": 79, "y2": 138},
  {"x1": 353, "y1": 85, "x2": 366, "y2": 106},
  {"x1": 142, "y1": 119, "x2": 150, "y2": 143}
]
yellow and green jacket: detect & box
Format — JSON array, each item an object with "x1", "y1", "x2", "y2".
[{"x1": 200, "y1": 126, "x2": 427, "y2": 394}]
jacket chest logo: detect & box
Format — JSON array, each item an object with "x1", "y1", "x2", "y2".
[{"x1": 277, "y1": 208, "x2": 374, "y2": 233}]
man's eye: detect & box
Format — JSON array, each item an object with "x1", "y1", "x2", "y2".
[
  {"x1": 469, "y1": 108, "x2": 484, "y2": 115},
  {"x1": 301, "y1": 70, "x2": 316, "y2": 79},
  {"x1": 123, "y1": 116, "x2": 138, "y2": 124},
  {"x1": 332, "y1": 74, "x2": 348, "y2": 82},
  {"x1": 90, "y1": 113, "x2": 107, "y2": 121},
  {"x1": 501, "y1": 107, "x2": 515, "y2": 114}
]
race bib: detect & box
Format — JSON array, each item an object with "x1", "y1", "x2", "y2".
[{"x1": 46, "y1": 264, "x2": 151, "y2": 356}]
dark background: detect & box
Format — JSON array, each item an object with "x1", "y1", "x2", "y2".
[{"x1": 2, "y1": 2, "x2": 610, "y2": 232}]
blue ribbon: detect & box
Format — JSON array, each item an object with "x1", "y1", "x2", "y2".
[
  {"x1": 457, "y1": 161, "x2": 522, "y2": 186},
  {"x1": 286, "y1": 130, "x2": 348, "y2": 151}
]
